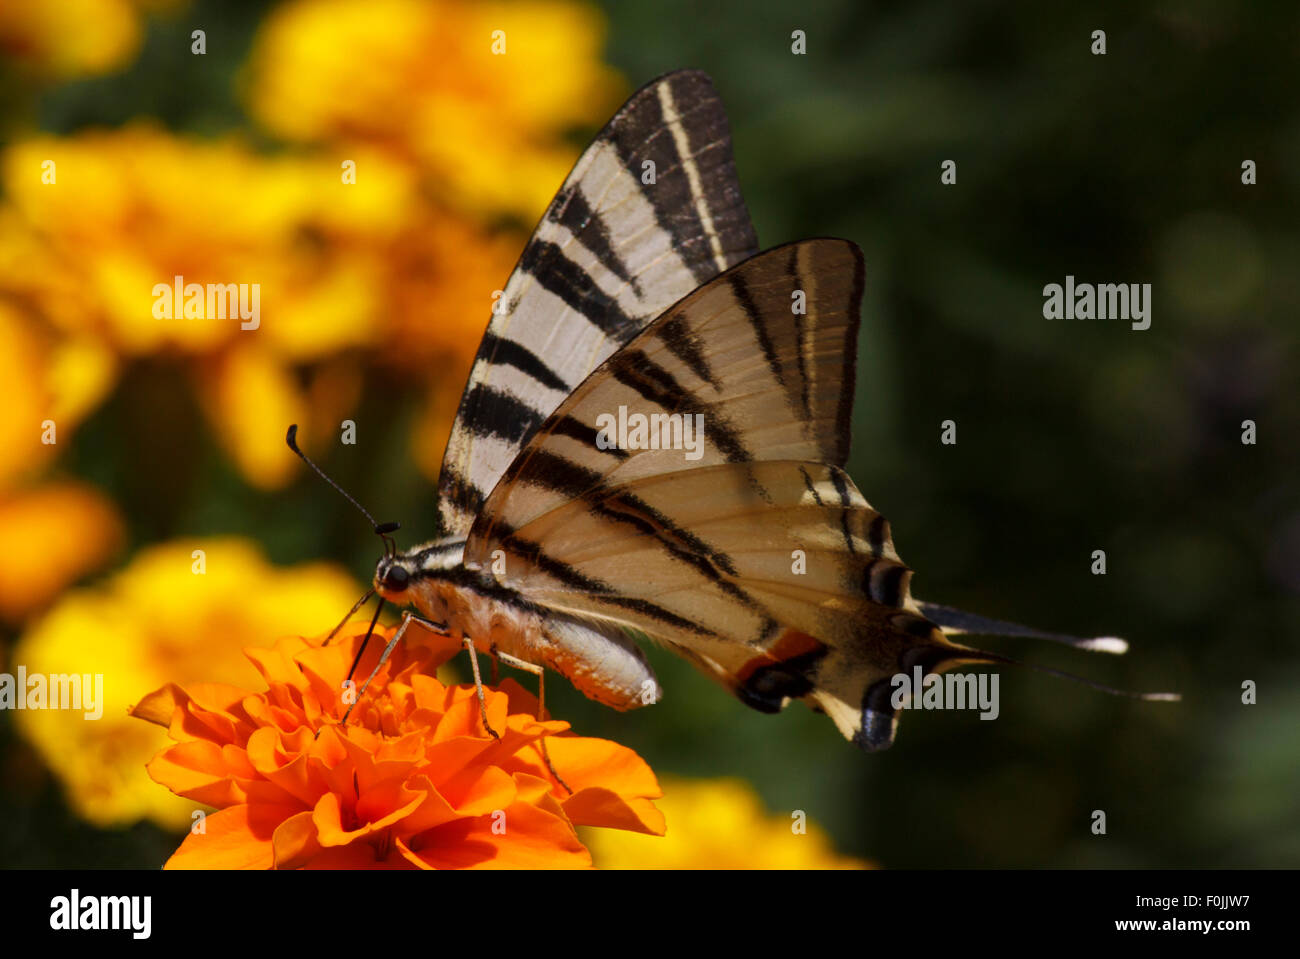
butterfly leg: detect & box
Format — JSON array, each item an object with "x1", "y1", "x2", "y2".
[
  {"x1": 491, "y1": 650, "x2": 573, "y2": 796},
  {"x1": 460, "y1": 635, "x2": 502, "y2": 740},
  {"x1": 334, "y1": 611, "x2": 448, "y2": 731},
  {"x1": 322, "y1": 587, "x2": 377, "y2": 646}
]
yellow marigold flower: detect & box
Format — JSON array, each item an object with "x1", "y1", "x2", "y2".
[
  {"x1": 0, "y1": 483, "x2": 124, "y2": 623},
  {"x1": 0, "y1": 302, "x2": 122, "y2": 621},
  {"x1": 0, "y1": 0, "x2": 141, "y2": 79},
  {"x1": 0, "y1": 302, "x2": 116, "y2": 490},
  {"x1": 583, "y1": 776, "x2": 870, "y2": 869},
  {"x1": 12, "y1": 538, "x2": 361, "y2": 829},
  {"x1": 245, "y1": 0, "x2": 623, "y2": 220},
  {"x1": 131, "y1": 624, "x2": 665, "y2": 868},
  {"x1": 0, "y1": 129, "x2": 409, "y2": 360},
  {"x1": 0, "y1": 127, "x2": 514, "y2": 488},
  {"x1": 197, "y1": 345, "x2": 307, "y2": 489}
]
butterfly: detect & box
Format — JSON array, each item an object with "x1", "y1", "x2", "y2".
[{"x1": 289, "y1": 69, "x2": 1173, "y2": 759}]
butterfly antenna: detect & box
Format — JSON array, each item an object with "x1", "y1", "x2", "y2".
[{"x1": 285, "y1": 424, "x2": 400, "y2": 557}]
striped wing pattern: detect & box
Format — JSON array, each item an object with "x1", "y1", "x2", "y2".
[
  {"x1": 464, "y1": 239, "x2": 968, "y2": 748},
  {"x1": 437, "y1": 70, "x2": 759, "y2": 538}
]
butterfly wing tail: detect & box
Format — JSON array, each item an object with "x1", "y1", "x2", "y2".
[{"x1": 914, "y1": 601, "x2": 1130, "y2": 654}]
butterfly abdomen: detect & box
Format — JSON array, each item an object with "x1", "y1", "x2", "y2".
[{"x1": 407, "y1": 567, "x2": 660, "y2": 711}]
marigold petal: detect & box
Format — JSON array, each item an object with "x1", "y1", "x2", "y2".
[
  {"x1": 129, "y1": 683, "x2": 186, "y2": 728},
  {"x1": 220, "y1": 743, "x2": 259, "y2": 781},
  {"x1": 493, "y1": 677, "x2": 541, "y2": 715},
  {"x1": 543, "y1": 734, "x2": 662, "y2": 801},
  {"x1": 245, "y1": 727, "x2": 334, "y2": 808},
  {"x1": 145, "y1": 739, "x2": 246, "y2": 807},
  {"x1": 402, "y1": 630, "x2": 466, "y2": 671},
  {"x1": 312, "y1": 790, "x2": 424, "y2": 848},
  {"x1": 244, "y1": 639, "x2": 316, "y2": 693},
  {"x1": 409, "y1": 674, "x2": 451, "y2": 713},
  {"x1": 438, "y1": 763, "x2": 517, "y2": 818},
  {"x1": 333, "y1": 733, "x2": 419, "y2": 790},
  {"x1": 421, "y1": 736, "x2": 496, "y2": 786},
  {"x1": 243, "y1": 779, "x2": 309, "y2": 810},
  {"x1": 272, "y1": 810, "x2": 322, "y2": 869},
  {"x1": 434, "y1": 686, "x2": 508, "y2": 742},
  {"x1": 562, "y1": 790, "x2": 666, "y2": 837},
  {"x1": 166, "y1": 803, "x2": 304, "y2": 870},
  {"x1": 393, "y1": 836, "x2": 437, "y2": 870},
  {"x1": 405, "y1": 799, "x2": 591, "y2": 870},
  {"x1": 355, "y1": 777, "x2": 425, "y2": 826},
  {"x1": 174, "y1": 683, "x2": 257, "y2": 745},
  {"x1": 390, "y1": 774, "x2": 460, "y2": 837}
]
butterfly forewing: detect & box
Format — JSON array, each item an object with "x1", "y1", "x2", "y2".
[{"x1": 437, "y1": 70, "x2": 760, "y2": 538}]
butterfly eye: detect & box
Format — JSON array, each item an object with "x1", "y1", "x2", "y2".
[{"x1": 383, "y1": 565, "x2": 410, "y2": 591}]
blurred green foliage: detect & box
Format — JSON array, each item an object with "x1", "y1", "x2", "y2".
[{"x1": 2, "y1": 0, "x2": 1296, "y2": 867}]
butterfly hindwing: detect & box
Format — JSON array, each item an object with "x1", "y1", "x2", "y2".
[{"x1": 437, "y1": 69, "x2": 759, "y2": 537}]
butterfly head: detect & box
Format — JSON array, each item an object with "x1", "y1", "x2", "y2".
[
  {"x1": 374, "y1": 555, "x2": 412, "y2": 598},
  {"x1": 374, "y1": 537, "x2": 464, "y2": 605}
]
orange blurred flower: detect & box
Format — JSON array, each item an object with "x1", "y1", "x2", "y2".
[{"x1": 131, "y1": 623, "x2": 665, "y2": 868}]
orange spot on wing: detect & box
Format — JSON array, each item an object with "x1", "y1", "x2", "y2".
[{"x1": 735, "y1": 630, "x2": 826, "y2": 684}]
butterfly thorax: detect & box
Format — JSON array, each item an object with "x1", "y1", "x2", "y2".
[
  {"x1": 374, "y1": 537, "x2": 537, "y2": 660},
  {"x1": 374, "y1": 537, "x2": 659, "y2": 709}
]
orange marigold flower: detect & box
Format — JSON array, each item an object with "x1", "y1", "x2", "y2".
[{"x1": 130, "y1": 623, "x2": 665, "y2": 868}]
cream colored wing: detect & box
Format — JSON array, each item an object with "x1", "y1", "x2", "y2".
[{"x1": 465, "y1": 239, "x2": 981, "y2": 749}]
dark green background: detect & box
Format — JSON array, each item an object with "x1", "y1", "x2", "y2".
[{"x1": 2, "y1": 0, "x2": 1296, "y2": 868}]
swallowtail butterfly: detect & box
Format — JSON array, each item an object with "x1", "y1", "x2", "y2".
[{"x1": 292, "y1": 70, "x2": 1173, "y2": 756}]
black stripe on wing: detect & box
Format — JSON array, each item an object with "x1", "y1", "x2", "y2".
[
  {"x1": 459, "y1": 383, "x2": 548, "y2": 444},
  {"x1": 609, "y1": 72, "x2": 758, "y2": 286},
  {"x1": 605, "y1": 349, "x2": 751, "y2": 464},
  {"x1": 517, "y1": 239, "x2": 638, "y2": 339},
  {"x1": 548, "y1": 183, "x2": 642, "y2": 299},
  {"x1": 728, "y1": 269, "x2": 785, "y2": 389},
  {"x1": 499, "y1": 531, "x2": 714, "y2": 636},
  {"x1": 476, "y1": 330, "x2": 573, "y2": 394},
  {"x1": 659, "y1": 314, "x2": 717, "y2": 388}
]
